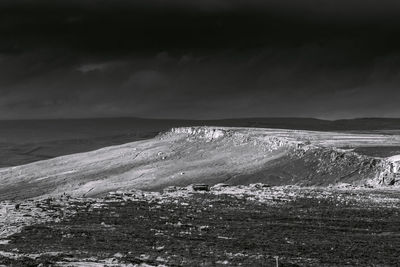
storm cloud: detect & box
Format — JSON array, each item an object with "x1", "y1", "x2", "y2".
[{"x1": 1, "y1": 0, "x2": 400, "y2": 119}]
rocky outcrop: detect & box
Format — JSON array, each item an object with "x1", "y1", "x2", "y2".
[
  {"x1": 161, "y1": 127, "x2": 227, "y2": 141},
  {"x1": 161, "y1": 126, "x2": 295, "y2": 151},
  {"x1": 376, "y1": 156, "x2": 400, "y2": 185}
]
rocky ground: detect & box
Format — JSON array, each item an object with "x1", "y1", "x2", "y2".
[{"x1": 1, "y1": 184, "x2": 400, "y2": 266}]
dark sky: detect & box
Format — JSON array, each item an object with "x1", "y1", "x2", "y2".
[{"x1": 2, "y1": 0, "x2": 400, "y2": 119}]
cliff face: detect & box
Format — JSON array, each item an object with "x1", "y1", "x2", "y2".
[
  {"x1": 1, "y1": 126, "x2": 400, "y2": 200},
  {"x1": 376, "y1": 156, "x2": 400, "y2": 185}
]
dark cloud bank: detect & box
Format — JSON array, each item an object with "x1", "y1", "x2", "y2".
[{"x1": 1, "y1": 0, "x2": 400, "y2": 119}]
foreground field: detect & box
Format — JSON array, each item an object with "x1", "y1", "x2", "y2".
[{"x1": 1, "y1": 185, "x2": 400, "y2": 266}]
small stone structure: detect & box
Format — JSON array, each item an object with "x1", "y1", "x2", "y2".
[{"x1": 192, "y1": 184, "x2": 210, "y2": 191}]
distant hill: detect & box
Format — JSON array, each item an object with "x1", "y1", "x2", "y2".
[{"x1": 209, "y1": 117, "x2": 400, "y2": 131}]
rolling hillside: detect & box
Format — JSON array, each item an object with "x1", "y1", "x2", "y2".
[
  {"x1": 1, "y1": 127, "x2": 400, "y2": 201},
  {"x1": 2, "y1": 117, "x2": 400, "y2": 168}
]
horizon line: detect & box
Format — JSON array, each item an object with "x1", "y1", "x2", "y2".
[{"x1": 0, "y1": 116, "x2": 399, "y2": 122}]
